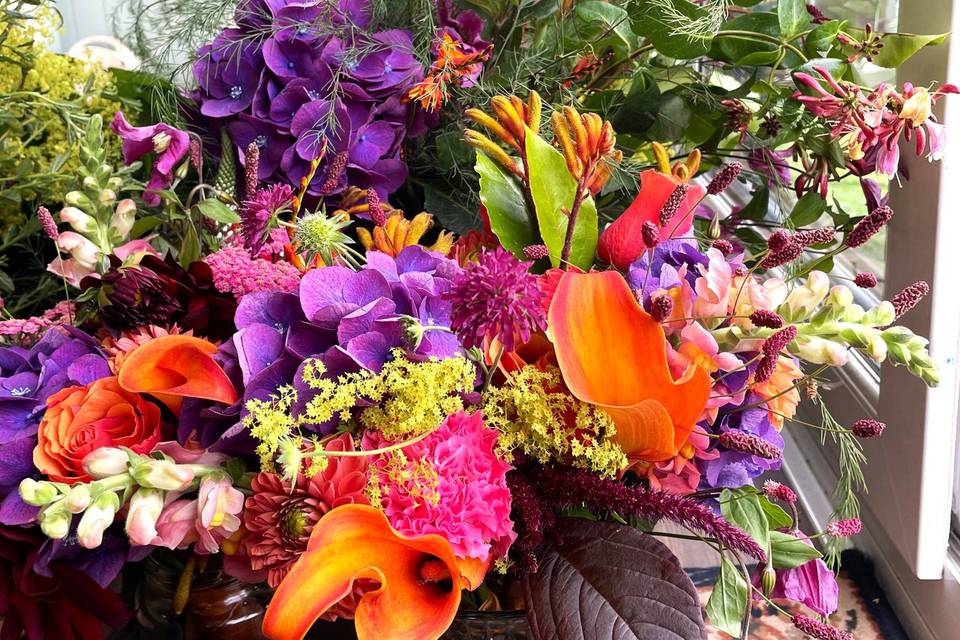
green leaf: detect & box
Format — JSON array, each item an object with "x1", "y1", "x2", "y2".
[
  {"x1": 758, "y1": 496, "x2": 793, "y2": 530},
  {"x1": 646, "y1": 92, "x2": 692, "y2": 142},
  {"x1": 178, "y1": 223, "x2": 201, "y2": 269},
  {"x1": 770, "y1": 531, "x2": 823, "y2": 569},
  {"x1": 789, "y1": 192, "x2": 828, "y2": 227},
  {"x1": 475, "y1": 151, "x2": 537, "y2": 258},
  {"x1": 524, "y1": 130, "x2": 598, "y2": 271},
  {"x1": 804, "y1": 20, "x2": 843, "y2": 57},
  {"x1": 570, "y1": 1, "x2": 638, "y2": 55},
  {"x1": 629, "y1": 0, "x2": 713, "y2": 59},
  {"x1": 610, "y1": 73, "x2": 660, "y2": 136},
  {"x1": 705, "y1": 556, "x2": 750, "y2": 638},
  {"x1": 778, "y1": 0, "x2": 809, "y2": 39},
  {"x1": 871, "y1": 32, "x2": 949, "y2": 69},
  {"x1": 737, "y1": 186, "x2": 771, "y2": 221},
  {"x1": 130, "y1": 215, "x2": 163, "y2": 239},
  {"x1": 720, "y1": 488, "x2": 770, "y2": 555},
  {"x1": 714, "y1": 12, "x2": 802, "y2": 67},
  {"x1": 423, "y1": 183, "x2": 481, "y2": 234},
  {"x1": 196, "y1": 198, "x2": 241, "y2": 225}
]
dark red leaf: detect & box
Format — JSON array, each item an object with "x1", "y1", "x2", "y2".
[{"x1": 523, "y1": 518, "x2": 705, "y2": 640}]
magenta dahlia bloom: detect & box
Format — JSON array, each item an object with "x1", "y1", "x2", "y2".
[{"x1": 445, "y1": 247, "x2": 546, "y2": 352}]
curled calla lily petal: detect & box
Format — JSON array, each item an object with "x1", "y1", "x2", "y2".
[
  {"x1": 547, "y1": 270, "x2": 711, "y2": 462},
  {"x1": 597, "y1": 169, "x2": 706, "y2": 270},
  {"x1": 263, "y1": 505, "x2": 466, "y2": 640},
  {"x1": 117, "y1": 335, "x2": 238, "y2": 414}
]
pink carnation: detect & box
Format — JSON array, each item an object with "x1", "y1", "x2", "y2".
[
  {"x1": 366, "y1": 411, "x2": 516, "y2": 562},
  {"x1": 203, "y1": 245, "x2": 301, "y2": 298}
]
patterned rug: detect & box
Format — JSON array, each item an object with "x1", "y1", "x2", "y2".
[{"x1": 690, "y1": 551, "x2": 909, "y2": 639}]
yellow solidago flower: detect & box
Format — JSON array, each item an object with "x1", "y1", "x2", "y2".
[
  {"x1": 357, "y1": 211, "x2": 455, "y2": 257},
  {"x1": 483, "y1": 365, "x2": 627, "y2": 477}
]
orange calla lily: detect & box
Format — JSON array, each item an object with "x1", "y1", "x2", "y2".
[
  {"x1": 263, "y1": 505, "x2": 468, "y2": 640},
  {"x1": 117, "y1": 335, "x2": 238, "y2": 414},
  {"x1": 547, "y1": 270, "x2": 711, "y2": 463}
]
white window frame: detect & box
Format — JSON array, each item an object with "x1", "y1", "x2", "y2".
[{"x1": 785, "y1": 0, "x2": 960, "y2": 636}]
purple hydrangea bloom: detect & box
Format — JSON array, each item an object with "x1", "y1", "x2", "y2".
[
  {"x1": 700, "y1": 397, "x2": 784, "y2": 489},
  {"x1": 192, "y1": 0, "x2": 438, "y2": 198},
  {"x1": 0, "y1": 327, "x2": 111, "y2": 524},
  {"x1": 178, "y1": 247, "x2": 465, "y2": 451}
]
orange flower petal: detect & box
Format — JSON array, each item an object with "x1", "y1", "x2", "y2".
[
  {"x1": 117, "y1": 335, "x2": 238, "y2": 414},
  {"x1": 547, "y1": 271, "x2": 711, "y2": 462},
  {"x1": 263, "y1": 505, "x2": 464, "y2": 640}
]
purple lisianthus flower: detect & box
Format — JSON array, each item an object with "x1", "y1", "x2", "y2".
[
  {"x1": 753, "y1": 533, "x2": 839, "y2": 616},
  {"x1": 700, "y1": 397, "x2": 784, "y2": 489},
  {"x1": 111, "y1": 112, "x2": 190, "y2": 207}
]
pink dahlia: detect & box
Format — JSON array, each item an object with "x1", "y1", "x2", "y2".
[
  {"x1": 445, "y1": 247, "x2": 546, "y2": 352},
  {"x1": 241, "y1": 184, "x2": 293, "y2": 254},
  {"x1": 366, "y1": 411, "x2": 516, "y2": 562},
  {"x1": 203, "y1": 245, "x2": 301, "y2": 299},
  {"x1": 240, "y1": 434, "x2": 369, "y2": 594}
]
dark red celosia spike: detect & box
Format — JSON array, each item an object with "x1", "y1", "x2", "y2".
[
  {"x1": 763, "y1": 480, "x2": 797, "y2": 504},
  {"x1": 890, "y1": 280, "x2": 929, "y2": 319},
  {"x1": 854, "y1": 272, "x2": 878, "y2": 288},
  {"x1": 851, "y1": 418, "x2": 885, "y2": 438},
  {"x1": 767, "y1": 230, "x2": 793, "y2": 252},
  {"x1": 749, "y1": 309, "x2": 784, "y2": 329},
  {"x1": 707, "y1": 162, "x2": 743, "y2": 195},
  {"x1": 718, "y1": 431, "x2": 783, "y2": 460},
  {"x1": 523, "y1": 244, "x2": 550, "y2": 260},
  {"x1": 366, "y1": 188, "x2": 387, "y2": 226},
  {"x1": 245, "y1": 142, "x2": 260, "y2": 199},
  {"x1": 793, "y1": 614, "x2": 854, "y2": 640},
  {"x1": 793, "y1": 227, "x2": 836, "y2": 247},
  {"x1": 712, "y1": 239, "x2": 733, "y2": 255},
  {"x1": 762, "y1": 325, "x2": 797, "y2": 356},
  {"x1": 659, "y1": 184, "x2": 690, "y2": 226},
  {"x1": 532, "y1": 466, "x2": 768, "y2": 562},
  {"x1": 641, "y1": 221, "x2": 660, "y2": 249},
  {"x1": 753, "y1": 354, "x2": 777, "y2": 383},
  {"x1": 845, "y1": 205, "x2": 893, "y2": 248},
  {"x1": 761, "y1": 241, "x2": 803, "y2": 269},
  {"x1": 649, "y1": 294, "x2": 674, "y2": 322}
]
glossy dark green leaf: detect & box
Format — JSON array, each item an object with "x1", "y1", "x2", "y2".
[
  {"x1": 611, "y1": 73, "x2": 660, "y2": 135},
  {"x1": 777, "y1": 0, "x2": 809, "y2": 39},
  {"x1": 770, "y1": 530, "x2": 823, "y2": 569},
  {"x1": 737, "y1": 186, "x2": 771, "y2": 221},
  {"x1": 196, "y1": 198, "x2": 241, "y2": 224},
  {"x1": 525, "y1": 131, "x2": 597, "y2": 270},
  {"x1": 130, "y1": 215, "x2": 163, "y2": 239},
  {"x1": 789, "y1": 192, "x2": 828, "y2": 227},
  {"x1": 646, "y1": 92, "x2": 692, "y2": 142},
  {"x1": 178, "y1": 223, "x2": 201, "y2": 269},
  {"x1": 758, "y1": 495, "x2": 794, "y2": 529},
  {"x1": 871, "y1": 32, "x2": 948, "y2": 69},
  {"x1": 475, "y1": 151, "x2": 537, "y2": 258},
  {"x1": 423, "y1": 183, "x2": 482, "y2": 234},
  {"x1": 630, "y1": 0, "x2": 712, "y2": 59},
  {"x1": 524, "y1": 518, "x2": 705, "y2": 640},
  {"x1": 705, "y1": 556, "x2": 749, "y2": 638},
  {"x1": 570, "y1": 1, "x2": 638, "y2": 55},
  {"x1": 804, "y1": 20, "x2": 843, "y2": 57}
]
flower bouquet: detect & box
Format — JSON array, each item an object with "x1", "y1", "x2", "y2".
[{"x1": 0, "y1": 0, "x2": 952, "y2": 639}]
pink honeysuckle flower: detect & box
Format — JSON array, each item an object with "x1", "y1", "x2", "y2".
[{"x1": 111, "y1": 111, "x2": 190, "y2": 206}]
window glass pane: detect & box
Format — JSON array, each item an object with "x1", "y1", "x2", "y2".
[{"x1": 810, "y1": 0, "x2": 899, "y2": 30}]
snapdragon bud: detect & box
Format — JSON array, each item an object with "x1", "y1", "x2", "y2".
[
  {"x1": 125, "y1": 488, "x2": 164, "y2": 546},
  {"x1": 64, "y1": 484, "x2": 92, "y2": 513},
  {"x1": 131, "y1": 459, "x2": 195, "y2": 491},
  {"x1": 793, "y1": 335, "x2": 850, "y2": 366},
  {"x1": 19, "y1": 478, "x2": 59, "y2": 506},
  {"x1": 40, "y1": 507, "x2": 72, "y2": 540},
  {"x1": 827, "y1": 285, "x2": 854, "y2": 309},
  {"x1": 83, "y1": 447, "x2": 131, "y2": 478},
  {"x1": 77, "y1": 492, "x2": 120, "y2": 549},
  {"x1": 779, "y1": 271, "x2": 830, "y2": 322},
  {"x1": 58, "y1": 207, "x2": 97, "y2": 234},
  {"x1": 64, "y1": 190, "x2": 93, "y2": 209}
]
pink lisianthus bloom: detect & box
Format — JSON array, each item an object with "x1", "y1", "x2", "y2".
[
  {"x1": 754, "y1": 532, "x2": 839, "y2": 617},
  {"x1": 635, "y1": 425, "x2": 718, "y2": 494},
  {"x1": 692, "y1": 248, "x2": 733, "y2": 328},
  {"x1": 111, "y1": 111, "x2": 190, "y2": 206},
  {"x1": 364, "y1": 411, "x2": 516, "y2": 563}
]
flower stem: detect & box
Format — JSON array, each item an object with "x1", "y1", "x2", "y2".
[{"x1": 560, "y1": 178, "x2": 588, "y2": 267}]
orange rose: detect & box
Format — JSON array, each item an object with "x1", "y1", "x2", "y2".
[{"x1": 34, "y1": 376, "x2": 161, "y2": 484}]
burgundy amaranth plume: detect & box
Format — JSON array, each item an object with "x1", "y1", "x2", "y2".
[
  {"x1": 244, "y1": 142, "x2": 260, "y2": 198},
  {"x1": 641, "y1": 221, "x2": 660, "y2": 249},
  {"x1": 793, "y1": 614, "x2": 854, "y2": 640},
  {"x1": 37, "y1": 206, "x2": 59, "y2": 242},
  {"x1": 712, "y1": 238, "x2": 733, "y2": 255},
  {"x1": 750, "y1": 310, "x2": 784, "y2": 329},
  {"x1": 532, "y1": 466, "x2": 768, "y2": 561},
  {"x1": 648, "y1": 294, "x2": 674, "y2": 322},
  {"x1": 366, "y1": 188, "x2": 387, "y2": 226},
  {"x1": 794, "y1": 227, "x2": 836, "y2": 247}
]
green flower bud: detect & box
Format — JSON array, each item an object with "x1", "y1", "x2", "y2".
[
  {"x1": 19, "y1": 478, "x2": 60, "y2": 506},
  {"x1": 760, "y1": 565, "x2": 777, "y2": 597},
  {"x1": 40, "y1": 507, "x2": 71, "y2": 540},
  {"x1": 130, "y1": 459, "x2": 195, "y2": 491},
  {"x1": 65, "y1": 484, "x2": 92, "y2": 514}
]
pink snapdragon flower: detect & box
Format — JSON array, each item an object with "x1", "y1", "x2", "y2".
[{"x1": 150, "y1": 476, "x2": 244, "y2": 553}]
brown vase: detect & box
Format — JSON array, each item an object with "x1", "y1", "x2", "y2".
[{"x1": 440, "y1": 610, "x2": 531, "y2": 639}]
